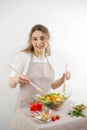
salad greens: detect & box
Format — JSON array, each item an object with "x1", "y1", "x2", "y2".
[{"x1": 68, "y1": 104, "x2": 86, "y2": 117}]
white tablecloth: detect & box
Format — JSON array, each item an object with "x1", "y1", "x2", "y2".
[{"x1": 11, "y1": 100, "x2": 87, "y2": 130}]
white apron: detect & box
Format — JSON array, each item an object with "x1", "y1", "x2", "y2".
[{"x1": 15, "y1": 54, "x2": 55, "y2": 110}]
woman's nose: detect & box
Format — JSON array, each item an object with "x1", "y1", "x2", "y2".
[{"x1": 37, "y1": 39, "x2": 41, "y2": 45}]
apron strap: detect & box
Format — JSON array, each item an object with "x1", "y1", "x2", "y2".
[{"x1": 23, "y1": 53, "x2": 32, "y2": 75}]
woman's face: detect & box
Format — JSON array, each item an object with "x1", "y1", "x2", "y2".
[{"x1": 31, "y1": 30, "x2": 48, "y2": 55}]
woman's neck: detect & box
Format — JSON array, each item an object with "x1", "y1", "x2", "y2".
[{"x1": 34, "y1": 51, "x2": 46, "y2": 59}]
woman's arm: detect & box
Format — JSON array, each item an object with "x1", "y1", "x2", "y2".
[
  {"x1": 51, "y1": 71, "x2": 71, "y2": 89},
  {"x1": 9, "y1": 75, "x2": 18, "y2": 88},
  {"x1": 51, "y1": 75, "x2": 64, "y2": 89},
  {"x1": 8, "y1": 52, "x2": 27, "y2": 88},
  {"x1": 8, "y1": 74, "x2": 30, "y2": 88}
]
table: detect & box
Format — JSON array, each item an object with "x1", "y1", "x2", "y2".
[{"x1": 11, "y1": 100, "x2": 87, "y2": 130}]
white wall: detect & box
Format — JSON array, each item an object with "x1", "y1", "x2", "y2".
[{"x1": 0, "y1": 0, "x2": 87, "y2": 129}]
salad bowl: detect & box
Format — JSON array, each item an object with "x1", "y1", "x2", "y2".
[{"x1": 35, "y1": 91, "x2": 71, "y2": 110}]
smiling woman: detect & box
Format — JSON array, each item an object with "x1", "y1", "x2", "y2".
[
  {"x1": 24, "y1": 24, "x2": 50, "y2": 56},
  {"x1": 31, "y1": 30, "x2": 48, "y2": 59},
  {"x1": 8, "y1": 24, "x2": 71, "y2": 130},
  {"x1": 9, "y1": 24, "x2": 71, "y2": 109}
]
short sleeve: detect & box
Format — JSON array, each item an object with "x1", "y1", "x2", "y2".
[{"x1": 9, "y1": 52, "x2": 25, "y2": 77}]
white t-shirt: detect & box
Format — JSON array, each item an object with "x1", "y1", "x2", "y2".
[{"x1": 10, "y1": 52, "x2": 57, "y2": 80}]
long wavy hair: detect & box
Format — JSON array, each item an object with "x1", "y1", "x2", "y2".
[{"x1": 23, "y1": 24, "x2": 51, "y2": 55}]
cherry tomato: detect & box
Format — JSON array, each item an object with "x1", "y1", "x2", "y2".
[
  {"x1": 51, "y1": 116, "x2": 57, "y2": 121},
  {"x1": 56, "y1": 115, "x2": 60, "y2": 120}
]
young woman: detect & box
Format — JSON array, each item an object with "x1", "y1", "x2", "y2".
[{"x1": 9, "y1": 24, "x2": 71, "y2": 110}]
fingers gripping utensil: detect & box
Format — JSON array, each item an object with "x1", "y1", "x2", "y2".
[
  {"x1": 8, "y1": 64, "x2": 44, "y2": 94},
  {"x1": 62, "y1": 64, "x2": 68, "y2": 93}
]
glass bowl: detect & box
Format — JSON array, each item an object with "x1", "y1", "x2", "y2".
[{"x1": 35, "y1": 91, "x2": 71, "y2": 110}]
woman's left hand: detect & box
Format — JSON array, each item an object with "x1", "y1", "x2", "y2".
[{"x1": 63, "y1": 71, "x2": 71, "y2": 80}]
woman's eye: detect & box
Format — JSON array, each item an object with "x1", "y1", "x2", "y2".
[
  {"x1": 41, "y1": 37, "x2": 45, "y2": 40},
  {"x1": 32, "y1": 37, "x2": 45, "y2": 41},
  {"x1": 33, "y1": 38, "x2": 37, "y2": 41}
]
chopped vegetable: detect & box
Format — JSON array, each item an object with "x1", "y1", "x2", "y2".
[{"x1": 36, "y1": 92, "x2": 67, "y2": 110}]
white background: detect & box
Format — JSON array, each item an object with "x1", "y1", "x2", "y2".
[{"x1": 0, "y1": 0, "x2": 87, "y2": 130}]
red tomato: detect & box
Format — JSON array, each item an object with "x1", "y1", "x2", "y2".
[
  {"x1": 37, "y1": 101, "x2": 42, "y2": 111},
  {"x1": 56, "y1": 115, "x2": 60, "y2": 120},
  {"x1": 51, "y1": 116, "x2": 57, "y2": 121}
]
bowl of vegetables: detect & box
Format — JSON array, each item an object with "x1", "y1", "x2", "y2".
[{"x1": 35, "y1": 91, "x2": 71, "y2": 110}]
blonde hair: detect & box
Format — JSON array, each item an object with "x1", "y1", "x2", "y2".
[{"x1": 23, "y1": 24, "x2": 51, "y2": 55}]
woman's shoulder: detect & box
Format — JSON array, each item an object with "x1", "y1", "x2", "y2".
[
  {"x1": 47, "y1": 55, "x2": 55, "y2": 66},
  {"x1": 13, "y1": 51, "x2": 32, "y2": 67},
  {"x1": 16, "y1": 51, "x2": 31, "y2": 59},
  {"x1": 11, "y1": 51, "x2": 31, "y2": 74}
]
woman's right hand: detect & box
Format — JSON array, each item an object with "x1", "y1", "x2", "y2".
[{"x1": 17, "y1": 74, "x2": 30, "y2": 85}]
